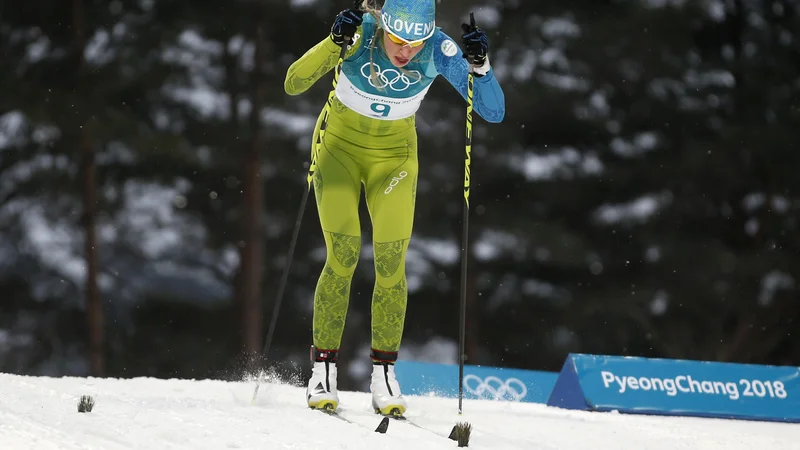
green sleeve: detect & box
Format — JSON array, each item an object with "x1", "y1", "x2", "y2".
[{"x1": 284, "y1": 35, "x2": 361, "y2": 96}]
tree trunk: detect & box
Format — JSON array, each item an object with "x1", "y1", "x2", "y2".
[
  {"x1": 81, "y1": 124, "x2": 103, "y2": 376},
  {"x1": 240, "y1": 148, "x2": 263, "y2": 357},
  {"x1": 224, "y1": 38, "x2": 244, "y2": 355},
  {"x1": 238, "y1": 13, "x2": 266, "y2": 363},
  {"x1": 73, "y1": 0, "x2": 104, "y2": 376}
]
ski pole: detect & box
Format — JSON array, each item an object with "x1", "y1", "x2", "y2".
[{"x1": 457, "y1": 14, "x2": 476, "y2": 416}]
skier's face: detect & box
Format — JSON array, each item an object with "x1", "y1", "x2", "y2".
[{"x1": 383, "y1": 31, "x2": 426, "y2": 67}]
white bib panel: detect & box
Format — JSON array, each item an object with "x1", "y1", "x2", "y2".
[{"x1": 335, "y1": 72, "x2": 431, "y2": 121}]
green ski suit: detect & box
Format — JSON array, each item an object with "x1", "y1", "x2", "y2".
[{"x1": 284, "y1": 14, "x2": 505, "y2": 359}]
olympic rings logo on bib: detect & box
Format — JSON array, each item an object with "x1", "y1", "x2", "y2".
[{"x1": 360, "y1": 62, "x2": 422, "y2": 92}]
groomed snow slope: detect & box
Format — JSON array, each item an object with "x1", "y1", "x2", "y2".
[{"x1": 0, "y1": 372, "x2": 795, "y2": 449}]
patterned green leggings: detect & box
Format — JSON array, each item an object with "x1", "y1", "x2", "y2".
[{"x1": 311, "y1": 105, "x2": 418, "y2": 355}]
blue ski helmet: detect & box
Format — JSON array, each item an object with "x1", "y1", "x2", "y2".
[{"x1": 380, "y1": 0, "x2": 436, "y2": 43}]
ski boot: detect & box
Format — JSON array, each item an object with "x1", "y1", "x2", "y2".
[
  {"x1": 369, "y1": 349, "x2": 407, "y2": 417},
  {"x1": 306, "y1": 346, "x2": 339, "y2": 412}
]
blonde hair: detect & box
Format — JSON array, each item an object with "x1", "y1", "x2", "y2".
[
  {"x1": 360, "y1": 0, "x2": 424, "y2": 91},
  {"x1": 361, "y1": 0, "x2": 379, "y2": 16}
]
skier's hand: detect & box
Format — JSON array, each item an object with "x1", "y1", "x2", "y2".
[
  {"x1": 330, "y1": 7, "x2": 364, "y2": 46},
  {"x1": 461, "y1": 13, "x2": 490, "y2": 75}
]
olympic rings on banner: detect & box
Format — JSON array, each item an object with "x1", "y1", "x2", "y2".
[{"x1": 463, "y1": 375, "x2": 528, "y2": 401}]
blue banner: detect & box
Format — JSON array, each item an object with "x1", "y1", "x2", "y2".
[
  {"x1": 547, "y1": 353, "x2": 800, "y2": 423},
  {"x1": 393, "y1": 361, "x2": 557, "y2": 404}
]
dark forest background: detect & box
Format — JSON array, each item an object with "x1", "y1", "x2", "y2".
[{"x1": 1, "y1": 0, "x2": 798, "y2": 391}]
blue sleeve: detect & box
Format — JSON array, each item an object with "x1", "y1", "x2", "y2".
[{"x1": 431, "y1": 30, "x2": 505, "y2": 123}]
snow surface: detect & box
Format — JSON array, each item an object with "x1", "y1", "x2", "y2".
[{"x1": 0, "y1": 372, "x2": 796, "y2": 450}]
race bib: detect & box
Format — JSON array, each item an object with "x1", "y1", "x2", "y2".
[{"x1": 335, "y1": 70, "x2": 431, "y2": 121}]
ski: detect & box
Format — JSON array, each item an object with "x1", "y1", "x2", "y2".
[
  {"x1": 377, "y1": 410, "x2": 455, "y2": 441},
  {"x1": 389, "y1": 415, "x2": 450, "y2": 438},
  {"x1": 317, "y1": 408, "x2": 390, "y2": 434},
  {"x1": 316, "y1": 405, "x2": 453, "y2": 440},
  {"x1": 318, "y1": 408, "x2": 354, "y2": 424}
]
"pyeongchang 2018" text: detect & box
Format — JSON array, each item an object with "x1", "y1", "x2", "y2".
[{"x1": 600, "y1": 371, "x2": 788, "y2": 400}]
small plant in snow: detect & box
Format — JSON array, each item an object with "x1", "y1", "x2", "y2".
[
  {"x1": 77, "y1": 395, "x2": 95, "y2": 413},
  {"x1": 449, "y1": 421, "x2": 472, "y2": 447}
]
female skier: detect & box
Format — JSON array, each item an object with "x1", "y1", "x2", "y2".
[{"x1": 284, "y1": 0, "x2": 505, "y2": 416}]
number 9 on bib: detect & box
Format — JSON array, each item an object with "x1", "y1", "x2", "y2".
[{"x1": 370, "y1": 103, "x2": 391, "y2": 117}]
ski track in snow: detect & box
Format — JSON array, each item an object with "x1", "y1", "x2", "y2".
[{"x1": 0, "y1": 373, "x2": 796, "y2": 449}]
